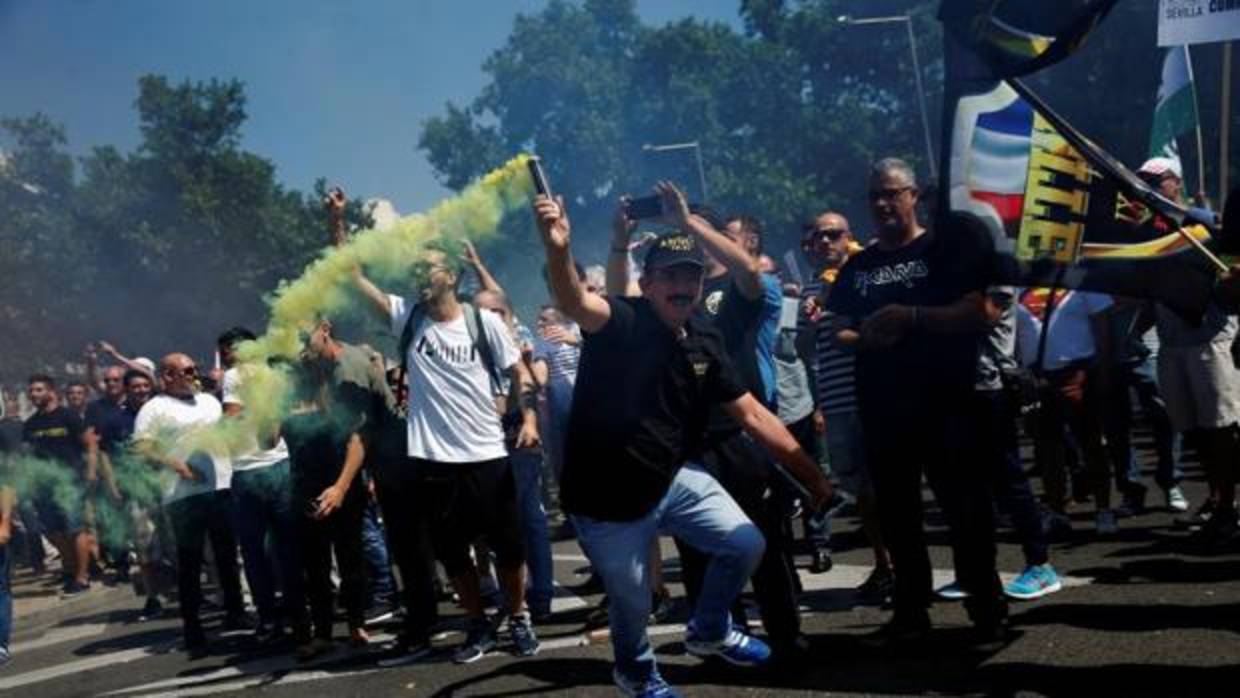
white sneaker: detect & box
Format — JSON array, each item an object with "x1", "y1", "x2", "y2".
[
  {"x1": 1095, "y1": 509, "x2": 1119, "y2": 535},
  {"x1": 1166, "y1": 486, "x2": 1190, "y2": 513}
]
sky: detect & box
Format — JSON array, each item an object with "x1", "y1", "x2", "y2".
[{"x1": 0, "y1": 0, "x2": 738, "y2": 214}]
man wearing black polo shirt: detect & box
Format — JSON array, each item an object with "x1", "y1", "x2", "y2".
[
  {"x1": 608, "y1": 185, "x2": 806, "y2": 662},
  {"x1": 535, "y1": 193, "x2": 832, "y2": 698},
  {"x1": 827, "y1": 158, "x2": 1007, "y2": 645}
]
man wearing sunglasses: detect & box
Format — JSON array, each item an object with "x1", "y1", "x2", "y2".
[
  {"x1": 826, "y1": 158, "x2": 1007, "y2": 647},
  {"x1": 133, "y1": 353, "x2": 247, "y2": 656},
  {"x1": 799, "y1": 211, "x2": 893, "y2": 602}
]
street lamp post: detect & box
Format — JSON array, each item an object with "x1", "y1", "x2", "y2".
[
  {"x1": 838, "y1": 14, "x2": 937, "y2": 179},
  {"x1": 641, "y1": 141, "x2": 709, "y2": 202}
]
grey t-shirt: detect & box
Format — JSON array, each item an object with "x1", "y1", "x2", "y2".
[
  {"x1": 975, "y1": 286, "x2": 1019, "y2": 392},
  {"x1": 774, "y1": 329, "x2": 815, "y2": 424}
]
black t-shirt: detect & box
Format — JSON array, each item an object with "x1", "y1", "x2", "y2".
[
  {"x1": 282, "y1": 408, "x2": 359, "y2": 501},
  {"x1": 0, "y1": 417, "x2": 23, "y2": 454},
  {"x1": 561, "y1": 297, "x2": 747, "y2": 521},
  {"x1": 826, "y1": 228, "x2": 991, "y2": 412},
  {"x1": 85, "y1": 398, "x2": 131, "y2": 453},
  {"x1": 22, "y1": 407, "x2": 86, "y2": 473},
  {"x1": 698, "y1": 275, "x2": 763, "y2": 435}
]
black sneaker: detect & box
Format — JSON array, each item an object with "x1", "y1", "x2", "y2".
[
  {"x1": 856, "y1": 567, "x2": 894, "y2": 606},
  {"x1": 452, "y1": 617, "x2": 498, "y2": 664},
  {"x1": 139, "y1": 596, "x2": 164, "y2": 621},
  {"x1": 62, "y1": 579, "x2": 91, "y2": 596},
  {"x1": 810, "y1": 548, "x2": 833, "y2": 574},
  {"x1": 375, "y1": 635, "x2": 434, "y2": 668},
  {"x1": 860, "y1": 613, "x2": 931, "y2": 650},
  {"x1": 509, "y1": 613, "x2": 540, "y2": 657},
  {"x1": 1177, "y1": 499, "x2": 1220, "y2": 530}
]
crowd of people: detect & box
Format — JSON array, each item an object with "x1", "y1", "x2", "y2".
[{"x1": 1, "y1": 154, "x2": 1239, "y2": 698}]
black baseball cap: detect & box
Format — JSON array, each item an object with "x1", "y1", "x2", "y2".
[{"x1": 643, "y1": 233, "x2": 705, "y2": 273}]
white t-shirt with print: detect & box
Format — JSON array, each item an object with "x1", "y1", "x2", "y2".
[
  {"x1": 389, "y1": 295, "x2": 520, "y2": 463},
  {"x1": 221, "y1": 367, "x2": 289, "y2": 472},
  {"x1": 133, "y1": 392, "x2": 232, "y2": 503}
]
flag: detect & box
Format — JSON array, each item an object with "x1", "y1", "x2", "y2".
[
  {"x1": 939, "y1": 4, "x2": 1225, "y2": 320},
  {"x1": 938, "y1": 0, "x2": 1119, "y2": 78},
  {"x1": 1149, "y1": 46, "x2": 1200, "y2": 170}
]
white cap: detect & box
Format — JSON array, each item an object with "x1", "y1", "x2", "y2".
[
  {"x1": 133, "y1": 357, "x2": 156, "y2": 376},
  {"x1": 1137, "y1": 157, "x2": 1183, "y2": 180}
]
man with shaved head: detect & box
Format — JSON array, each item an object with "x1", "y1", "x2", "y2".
[
  {"x1": 800, "y1": 210, "x2": 892, "y2": 595},
  {"x1": 133, "y1": 352, "x2": 246, "y2": 656}
]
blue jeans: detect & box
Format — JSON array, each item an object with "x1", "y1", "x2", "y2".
[
  {"x1": 0, "y1": 543, "x2": 11, "y2": 652},
  {"x1": 230, "y1": 461, "x2": 299, "y2": 625},
  {"x1": 361, "y1": 495, "x2": 398, "y2": 608},
  {"x1": 572, "y1": 464, "x2": 764, "y2": 685},
  {"x1": 511, "y1": 447, "x2": 554, "y2": 614},
  {"x1": 1104, "y1": 356, "x2": 1183, "y2": 492}
]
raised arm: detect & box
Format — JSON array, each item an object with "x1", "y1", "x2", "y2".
[
  {"x1": 606, "y1": 200, "x2": 642, "y2": 298},
  {"x1": 533, "y1": 195, "x2": 611, "y2": 333},
  {"x1": 326, "y1": 187, "x2": 392, "y2": 320},
  {"x1": 656, "y1": 181, "x2": 762, "y2": 300},
  {"x1": 97, "y1": 341, "x2": 152, "y2": 378},
  {"x1": 463, "y1": 241, "x2": 505, "y2": 295}
]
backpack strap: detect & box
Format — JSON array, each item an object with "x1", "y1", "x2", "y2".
[
  {"x1": 396, "y1": 300, "x2": 428, "y2": 392},
  {"x1": 462, "y1": 303, "x2": 503, "y2": 395}
]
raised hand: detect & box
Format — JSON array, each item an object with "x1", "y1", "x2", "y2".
[
  {"x1": 654, "y1": 180, "x2": 692, "y2": 229},
  {"x1": 533, "y1": 195, "x2": 571, "y2": 251}
]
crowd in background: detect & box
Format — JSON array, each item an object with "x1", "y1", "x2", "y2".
[{"x1": 1, "y1": 155, "x2": 1239, "y2": 698}]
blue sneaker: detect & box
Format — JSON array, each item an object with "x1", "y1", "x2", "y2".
[
  {"x1": 935, "y1": 580, "x2": 969, "y2": 600},
  {"x1": 1004, "y1": 564, "x2": 1063, "y2": 601},
  {"x1": 612, "y1": 668, "x2": 681, "y2": 698},
  {"x1": 684, "y1": 624, "x2": 772, "y2": 667}
]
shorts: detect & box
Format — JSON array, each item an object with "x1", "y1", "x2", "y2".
[
  {"x1": 33, "y1": 492, "x2": 82, "y2": 536},
  {"x1": 824, "y1": 410, "x2": 872, "y2": 498},
  {"x1": 408, "y1": 457, "x2": 524, "y2": 577},
  {"x1": 1158, "y1": 341, "x2": 1240, "y2": 432}
]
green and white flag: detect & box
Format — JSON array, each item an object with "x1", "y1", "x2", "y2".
[{"x1": 1149, "y1": 45, "x2": 1199, "y2": 169}]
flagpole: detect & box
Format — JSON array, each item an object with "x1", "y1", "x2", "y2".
[
  {"x1": 1222, "y1": 41, "x2": 1233, "y2": 199},
  {"x1": 1186, "y1": 46, "x2": 1208, "y2": 203}
]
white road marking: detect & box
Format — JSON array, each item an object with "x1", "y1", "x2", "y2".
[
  {"x1": 0, "y1": 641, "x2": 179, "y2": 692},
  {"x1": 10, "y1": 622, "x2": 109, "y2": 654}
]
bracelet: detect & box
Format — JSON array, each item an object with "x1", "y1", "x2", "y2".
[{"x1": 610, "y1": 246, "x2": 629, "y2": 254}]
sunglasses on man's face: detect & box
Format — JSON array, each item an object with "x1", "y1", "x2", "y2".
[
  {"x1": 802, "y1": 229, "x2": 848, "y2": 249},
  {"x1": 170, "y1": 365, "x2": 198, "y2": 378},
  {"x1": 868, "y1": 186, "x2": 914, "y2": 203}
]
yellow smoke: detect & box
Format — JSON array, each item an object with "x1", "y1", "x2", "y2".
[{"x1": 183, "y1": 154, "x2": 537, "y2": 458}]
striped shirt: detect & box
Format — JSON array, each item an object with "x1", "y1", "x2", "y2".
[
  {"x1": 800, "y1": 279, "x2": 858, "y2": 415},
  {"x1": 532, "y1": 330, "x2": 581, "y2": 394}
]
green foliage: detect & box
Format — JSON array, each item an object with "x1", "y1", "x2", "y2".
[{"x1": 0, "y1": 76, "x2": 370, "y2": 380}]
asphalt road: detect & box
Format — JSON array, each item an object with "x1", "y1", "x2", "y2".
[{"x1": 4, "y1": 460, "x2": 1240, "y2": 697}]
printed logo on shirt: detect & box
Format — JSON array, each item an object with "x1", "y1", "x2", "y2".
[
  {"x1": 29, "y1": 427, "x2": 70, "y2": 439},
  {"x1": 691, "y1": 360, "x2": 709, "y2": 377},
  {"x1": 416, "y1": 335, "x2": 478, "y2": 365},
  {"x1": 853, "y1": 260, "x2": 929, "y2": 296},
  {"x1": 704, "y1": 290, "x2": 724, "y2": 315}
]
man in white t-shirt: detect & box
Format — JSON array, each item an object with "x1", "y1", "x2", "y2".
[
  {"x1": 132, "y1": 353, "x2": 247, "y2": 656},
  {"x1": 1017, "y1": 289, "x2": 1118, "y2": 534},
  {"x1": 332, "y1": 192, "x2": 541, "y2": 664},
  {"x1": 217, "y1": 327, "x2": 299, "y2": 644}
]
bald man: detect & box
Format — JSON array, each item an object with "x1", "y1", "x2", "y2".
[{"x1": 133, "y1": 353, "x2": 246, "y2": 656}]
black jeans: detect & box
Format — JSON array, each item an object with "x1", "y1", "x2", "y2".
[
  {"x1": 676, "y1": 432, "x2": 801, "y2": 648},
  {"x1": 372, "y1": 459, "x2": 439, "y2": 644},
  {"x1": 861, "y1": 395, "x2": 1007, "y2": 626},
  {"x1": 974, "y1": 390, "x2": 1048, "y2": 567},
  {"x1": 167, "y1": 491, "x2": 246, "y2": 633},
  {"x1": 291, "y1": 482, "x2": 367, "y2": 639}
]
